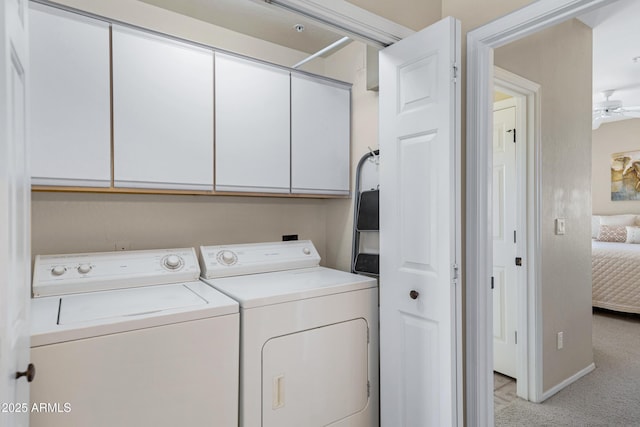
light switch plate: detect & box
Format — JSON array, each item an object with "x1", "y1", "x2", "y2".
[{"x1": 555, "y1": 218, "x2": 566, "y2": 235}]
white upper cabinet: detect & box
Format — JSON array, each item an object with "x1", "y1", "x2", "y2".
[
  {"x1": 112, "y1": 26, "x2": 214, "y2": 191},
  {"x1": 215, "y1": 53, "x2": 290, "y2": 193},
  {"x1": 291, "y1": 74, "x2": 351, "y2": 195},
  {"x1": 29, "y1": 4, "x2": 111, "y2": 187}
]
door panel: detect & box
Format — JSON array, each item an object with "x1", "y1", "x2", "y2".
[
  {"x1": 1, "y1": 0, "x2": 31, "y2": 424},
  {"x1": 215, "y1": 53, "x2": 290, "y2": 193},
  {"x1": 261, "y1": 319, "x2": 369, "y2": 427},
  {"x1": 112, "y1": 26, "x2": 214, "y2": 190},
  {"x1": 492, "y1": 104, "x2": 517, "y2": 378},
  {"x1": 379, "y1": 17, "x2": 461, "y2": 427},
  {"x1": 29, "y1": 4, "x2": 111, "y2": 187}
]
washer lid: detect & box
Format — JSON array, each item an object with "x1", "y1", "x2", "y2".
[
  {"x1": 59, "y1": 283, "x2": 205, "y2": 325},
  {"x1": 202, "y1": 267, "x2": 377, "y2": 309},
  {"x1": 31, "y1": 281, "x2": 238, "y2": 346}
]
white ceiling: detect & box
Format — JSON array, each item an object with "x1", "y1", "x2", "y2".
[
  {"x1": 137, "y1": 0, "x2": 344, "y2": 54},
  {"x1": 579, "y1": 0, "x2": 640, "y2": 109}
]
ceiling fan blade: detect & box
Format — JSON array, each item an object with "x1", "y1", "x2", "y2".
[
  {"x1": 622, "y1": 106, "x2": 640, "y2": 112},
  {"x1": 592, "y1": 116, "x2": 604, "y2": 130}
]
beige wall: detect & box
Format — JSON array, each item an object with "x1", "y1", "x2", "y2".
[
  {"x1": 494, "y1": 20, "x2": 594, "y2": 392},
  {"x1": 32, "y1": 192, "x2": 327, "y2": 259},
  {"x1": 592, "y1": 119, "x2": 640, "y2": 214}
]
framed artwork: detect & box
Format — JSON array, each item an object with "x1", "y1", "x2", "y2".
[{"x1": 611, "y1": 150, "x2": 640, "y2": 201}]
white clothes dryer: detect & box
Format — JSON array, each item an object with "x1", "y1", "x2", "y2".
[
  {"x1": 30, "y1": 248, "x2": 239, "y2": 427},
  {"x1": 199, "y1": 240, "x2": 379, "y2": 427}
]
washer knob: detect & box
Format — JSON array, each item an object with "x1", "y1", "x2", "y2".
[
  {"x1": 51, "y1": 265, "x2": 66, "y2": 276},
  {"x1": 77, "y1": 263, "x2": 92, "y2": 274},
  {"x1": 303, "y1": 247, "x2": 311, "y2": 255},
  {"x1": 219, "y1": 250, "x2": 237, "y2": 265},
  {"x1": 164, "y1": 255, "x2": 181, "y2": 270}
]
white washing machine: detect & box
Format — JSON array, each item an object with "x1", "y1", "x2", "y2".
[
  {"x1": 199, "y1": 240, "x2": 379, "y2": 427},
  {"x1": 30, "y1": 248, "x2": 239, "y2": 427}
]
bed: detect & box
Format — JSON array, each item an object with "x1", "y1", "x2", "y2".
[{"x1": 592, "y1": 240, "x2": 640, "y2": 314}]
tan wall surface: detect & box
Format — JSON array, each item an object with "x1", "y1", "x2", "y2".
[
  {"x1": 592, "y1": 119, "x2": 640, "y2": 214},
  {"x1": 32, "y1": 192, "x2": 327, "y2": 260},
  {"x1": 494, "y1": 19, "x2": 594, "y2": 392}
]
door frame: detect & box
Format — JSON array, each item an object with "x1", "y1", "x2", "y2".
[
  {"x1": 493, "y1": 67, "x2": 540, "y2": 401},
  {"x1": 466, "y1": 0, "x2": 617, "y2": 424}
]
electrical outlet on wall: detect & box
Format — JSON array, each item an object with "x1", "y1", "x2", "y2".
[
  {"x1": 557, "y1": 331, "x2": 564, "y2": 350},
  {"x1": 555, "y1": 218, "x2": 566, "y2": 235}
]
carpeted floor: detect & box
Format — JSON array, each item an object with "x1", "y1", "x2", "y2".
[{"x1": 495, "y1": 311, "x2": 640, "y2": 426}]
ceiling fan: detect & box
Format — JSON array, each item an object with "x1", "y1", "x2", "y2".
[{"x1": 592, "y1": 90, "x2": 640, "y2": 130}]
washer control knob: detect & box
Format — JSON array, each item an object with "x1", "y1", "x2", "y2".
[
  {"x1": 77, "y1": 263, "x2": 92, "y2": 274},
  {"x1": 218, "y1": 250, "x2": 237, "y2": 266},
  {"x1": 51, "y1": 265, "x2": 66, "y2": 276},
  {"x1": 163, "y1": 255, "x2": 182, "y2": 270},
  {"x1": 303, "y1": 247, "x2": 311, "y2": 255}
]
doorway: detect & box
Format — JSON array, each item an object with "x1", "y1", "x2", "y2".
[
  {"x1": 491, "y1": 68, "x2": 539, "y2": 409},
  {"x1": 467, "y1": 0, "x2": 613, "y2": 425}
]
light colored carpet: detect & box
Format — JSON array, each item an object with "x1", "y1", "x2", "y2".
[{"x1": 495, "y1": 311, "x2": 640, "y2": 426}]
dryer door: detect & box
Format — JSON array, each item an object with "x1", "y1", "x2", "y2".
[{"x1": 262, "y1": 318, "x2": 369, "y2": 426}]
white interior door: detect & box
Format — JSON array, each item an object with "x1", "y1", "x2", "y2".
[
  {"x1": 0, "y1": 0, "x2": 31, "y2": 424},
  {"x1": 492, "y1": 101, "x2": 518, "y2": 378},
  {"x1": 379, "y1": 16, "x2": 461, "y2": 427}
]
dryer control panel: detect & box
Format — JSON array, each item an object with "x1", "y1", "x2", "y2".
[
  {"x1": 32, "y1": 248, "x2": 200, "y2": 297},
  {"x1": 199, "y1": 240, "x2": 320, "y2": 279}
]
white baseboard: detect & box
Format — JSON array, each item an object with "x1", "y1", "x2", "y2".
[{"x1": 541, "y1": 362, "x2": 596, "y2": 402}]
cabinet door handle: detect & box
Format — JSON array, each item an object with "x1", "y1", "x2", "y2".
[{"x1": 409, "y1": 290, "x2": 419, "y2": 300}]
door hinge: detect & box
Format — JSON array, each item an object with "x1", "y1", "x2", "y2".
[
  {"x1": 367, "y1": 380, "x2": 371, "y2": 397},
  {"x1": 491, "y1": 276, "x2": 494, "y2": 290},
  {"x1": 452, "y1": 63, "x2": 458, "y2": 83},
  {"x1": 515, "y1": 257, "x2": 522, "y2": 266},
  {"x1": 507, "y1": 128, "x2": 516, "y2": 143},
  {"x1": 367, "y1": 327, "x2": 370, "y2": 344},
  {"x1": 515, "y1": 331, "x2": 518, "y2": 344},
  {"x1": 452, "y1": 263, "x2": 459, "y2": 281},
  {"x1": 514, "y1": 230, "x2": 517, "y2": 244}
]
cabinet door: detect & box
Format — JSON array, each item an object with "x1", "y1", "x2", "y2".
[
  {"x1": 112, "y1": 26, "x2": 214, "y2": 191},
  {"x1": 215, "y1": 53, "x2": 290, "y2": 193},
  {"x1": 30, "y1": 4, "x2": 111, "y2": 187},
  {"x1": 291, "y1": 75, "x2": 350, "y2": 195}
]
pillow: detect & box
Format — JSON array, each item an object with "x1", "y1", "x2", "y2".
[
  {"x1": 626, "y1": 226, "x2": 640, "y2": 244},
  {"x1": 597, "y1": 225, "x2": 627, "y2": 242},
  {"x1": 600, "y1": 214, "x2": 637, "y2": 226}
]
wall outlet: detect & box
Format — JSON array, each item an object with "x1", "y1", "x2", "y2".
[
  {"x1": 557, "y1": 331, "x2": 564, "y2": 350},
  {"x1": 555, "y1": 218, "x2": 566, "y2": 235},
  {"x1": 282, "y1": 234, "x2": 298, "y2": 241}
]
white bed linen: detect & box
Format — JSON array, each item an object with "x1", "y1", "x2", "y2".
[{"x1": 592, "y1": 240, "x2": 640, "y2": 314}]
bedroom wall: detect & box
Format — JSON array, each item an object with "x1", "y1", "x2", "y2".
[
  {"x1": 31, "y1": 0, "x2": 331, "y2": 262},
  {"x1": 494, "y1": 19, "x2": 594, "y2": 393},
  {"x1": 592, "y1": 119, "x2": 640, "y2": 215}
]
